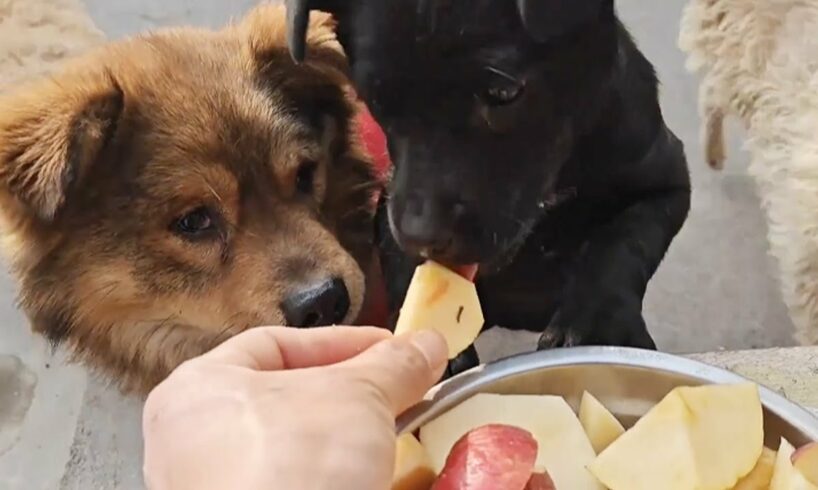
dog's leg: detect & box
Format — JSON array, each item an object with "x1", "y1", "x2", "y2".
[
  {"x1": 700, "y1": 81, "x2": 727, "y2": 170},
  {"x1": 538, "y1": 127, "x2": 691, "y2": 351},
  {"x1": 442, "y1": 345, "x2": 480, "y2": 381}
]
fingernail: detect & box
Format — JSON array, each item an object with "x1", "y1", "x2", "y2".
[{"x1": 408, "y1": 330, "x2": 448, "y2": 369}]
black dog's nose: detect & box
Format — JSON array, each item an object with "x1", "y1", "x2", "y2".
[
  {"x1": 282, "y1": 278, "x2": 350, "y2": 328},
  {"x1": 397, "y1": 193, "x2": 466, "y2": 260}
]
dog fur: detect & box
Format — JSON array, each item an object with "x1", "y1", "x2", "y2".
[
  {"x1": 0, "y1": 4, "x2": 377, "y2": 394},
  {"x1": 680, "y1": 0, "x2": 818, "y2": 345}
]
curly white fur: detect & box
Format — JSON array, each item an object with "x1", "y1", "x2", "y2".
[
  {"x1": 680, "y1": 0, "x2": 818, "y2": 345},
  {"x1": 0, "y1": 0, "x2": 103, "y2": 90}
]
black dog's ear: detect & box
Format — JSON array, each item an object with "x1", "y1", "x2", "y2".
[
  {"x1": 286, "y1": 0, "x2": 345, "y2": 62},
  {"x1": 516, "y1": 0, "x2": 608, "y2": 42},
  {"x1": 0, "y1": 71, "x2": 123, "y2": 221}
]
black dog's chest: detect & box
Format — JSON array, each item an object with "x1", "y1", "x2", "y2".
[
  {"x1": 476, "y1": 196, "x2": 598, "y2": 331},
  {"x1": 476, "y1": 250, "x2": 567, "y2": 331}
]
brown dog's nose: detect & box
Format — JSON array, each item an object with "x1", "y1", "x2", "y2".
[{"x1": 282, "y1": 278, "x2": 350, "y2": 328}]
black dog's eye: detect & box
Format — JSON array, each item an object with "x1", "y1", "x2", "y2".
[
  {"x1": 296, "y1": 160, "x2": 318, "y2": 195},
  {"x1": 173, "y1": 207, "x2": 217, "y2": 239},
  {"x1": 481, "y1": 66, "x2": 525, "y2": 107},
  {"x1": 483, "y1": 83, "x2": 524, "y2": 106}
]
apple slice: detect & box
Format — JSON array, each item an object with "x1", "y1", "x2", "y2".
[
  {"x1": 394, "y1": 261, "x2": 484, "y2": 359},
  {"x1": 420, "y1": 393, "x2": 602, "y2": 490},
  {"x1": 393, "y1": 434, "x2": 436, "y2": 490},
  {"x1": 525, "y1": 470, "x2": 557, "y2": 490},
  {"x1": 732, "y1": 447, "x2": 776, "y2": 490},
  {"x1": 430, "y1": 424, "x2": 538, "y2": 490},
  {"x1": 770, "y1": 438, "x2": 818, "y2": 490},
  {"x1": 578, "y1": 391, "x2": 625, "y2": 454},
  {"x1": 793, "y1": 442, "x2": 818, "y2": 485},
  {"x1": 589, "y1": 383, "x2": 764, "y2": 490}
]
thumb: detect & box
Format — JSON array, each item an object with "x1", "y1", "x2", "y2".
[{"x1": 340, "y1": 330, "x2": 449, "y2": 415}]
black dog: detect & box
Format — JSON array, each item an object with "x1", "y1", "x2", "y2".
[{"x1": 286, "y1": 0, "x2": 691, "y2": 376}]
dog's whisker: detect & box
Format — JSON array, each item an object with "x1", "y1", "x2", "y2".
[{"x1": 203, "y1": 180, "x2": 224, "y2": 204}]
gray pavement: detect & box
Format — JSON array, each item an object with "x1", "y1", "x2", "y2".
[{"x1": 0, "y1": 0, "x2": 800, "y2": 488}]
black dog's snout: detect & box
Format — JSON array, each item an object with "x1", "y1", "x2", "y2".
[
  {"x1": 396, "y1": 193, "x2": 468, "y2": 261},
  {"x1": 282, "y1": 278, "x2": 350, "y2": 328}
]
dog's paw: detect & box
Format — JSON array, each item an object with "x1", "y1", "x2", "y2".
[
  {"x1": 441, "y1": 345, "x2": 480, "y2": 381},
  {"x1": 537, "y1": 301, "x2": 656, "y2": 351}
]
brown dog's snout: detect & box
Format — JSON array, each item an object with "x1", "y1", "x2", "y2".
[{"x1": 281, "y1": 278, "x2": 351, "y2": 328}]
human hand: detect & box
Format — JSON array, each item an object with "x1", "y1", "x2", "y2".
[{"x1": 142, "y1": 326, "x2": 448, "y2": 490}]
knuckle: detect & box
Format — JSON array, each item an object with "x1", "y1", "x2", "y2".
[{"x1": 390, "y1": 339, "x2": 432, "y2": 372}]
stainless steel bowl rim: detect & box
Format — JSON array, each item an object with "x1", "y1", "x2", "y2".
[{"x1": 396, "y1": 346, "x2": 818, "y2": 439}]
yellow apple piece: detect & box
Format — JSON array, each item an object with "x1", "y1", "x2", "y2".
[
  {"x1": 793, "y1": 442, "x2": 818, "y2": 485},
  {"x1": 419, "y1": 393, "x2": 603, "y2": 490},
  {"x1": 770, "y1": 438, "x2": 818, "y2": 490},
  {"x1": 732, "y1": 447, "x2": 776, "y2": 490},
  {"x1": 589, "y1": 383, "x2": 764, "y2": 490},
  {"x1": 578, "y1": 391, "x2": 625, "y2": 454},
  {"x1": 394, "y1": 261, "x2": 484, "y2": 358},
  {"x1": 393, "y1": 433, "x2": 436, "y2": 490}
]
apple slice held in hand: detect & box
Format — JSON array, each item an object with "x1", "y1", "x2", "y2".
[
  {"x1": 793, "y1": 442, "x2": 818, "y2": 486},
  {"x1": 431, "y1": 424, "x2": 538, "y2": 490},
  {"x1": 394, "y1": 261, "x2": 484, "y2": 359}
]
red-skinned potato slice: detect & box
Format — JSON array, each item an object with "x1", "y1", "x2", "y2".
[{"x1": 431, "y1": 424, "x2": 538, "y2": 490}]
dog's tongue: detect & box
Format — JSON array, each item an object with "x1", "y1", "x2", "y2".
[{"x1": 450, "y1": 263, "x2": 479, "y2": 282}]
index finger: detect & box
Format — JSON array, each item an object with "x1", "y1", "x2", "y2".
[{"x1": 196, "y1": 326, "x2": 393, "y2": 371}]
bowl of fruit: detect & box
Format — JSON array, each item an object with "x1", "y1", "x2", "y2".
[{"x1": 390, "y1": 262, "x2": 818, "y2": 490}]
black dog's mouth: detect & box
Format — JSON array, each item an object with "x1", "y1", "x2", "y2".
[
  {"x1": 477, "y1": 216, "x2": 538, "y2": 276},
  {"x1": 383, "y1": 188, "x2": 551, "y2": 276},
  {"x1": 472, "y1": 191, "x2": 569, "y2": 275}
]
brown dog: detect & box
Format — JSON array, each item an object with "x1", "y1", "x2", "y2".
[{"x1": 0, "y1": 4, "x2": 377, "y2": 394}]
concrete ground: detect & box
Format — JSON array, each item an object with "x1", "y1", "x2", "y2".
[{"x1": 0, "y1": 0, "x2": 803, "y2": 488}]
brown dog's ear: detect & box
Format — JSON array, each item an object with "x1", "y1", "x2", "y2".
[
  {"x1": 517, "y1": 0, "x2": 610, "y2": 42},
  {"x1": 285, "y1": 0, "x2": 346, "y2": 62},
  {"x1": 0, "y1": 72, "x2": 124, "y2": 221},
  {"x1": 243, "y1": 4, "x2": 350, "y2": 85}
]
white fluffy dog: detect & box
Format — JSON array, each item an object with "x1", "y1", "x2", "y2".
[{"x1": 679, "y1": 0, "x2": 818, "y2": 345}]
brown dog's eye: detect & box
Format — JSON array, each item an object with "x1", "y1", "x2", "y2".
[
  {"x1": 173, "y1": 207, "x2": 217, "y2": 239},
  {"x1": 296, "y1": 160, "x2": 318, "y2": 195}
]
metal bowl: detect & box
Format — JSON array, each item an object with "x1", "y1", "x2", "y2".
[{"x1": 397, "y1": 347, "x2": 818, "y2": 447}]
